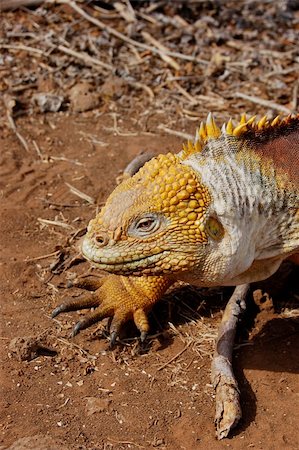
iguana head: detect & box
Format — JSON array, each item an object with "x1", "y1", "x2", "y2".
[
  {"x1": 82, "y1": 112, "x2": 299, "y2": 279},
  {"x1": 82, "y1": 152, "x2": 213, "y2": 276}
]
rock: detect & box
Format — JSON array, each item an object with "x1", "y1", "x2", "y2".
[
  {"x1": 33, "y1": 93, "x2": 64, "y2": 113},
  {"x1": 99, "y1": 76, "x2": 126, "y2": 101},
  {"x1": 8, "y1": 336, "x2": 57, "y2": 361},
  {"x1": 68, "y1": 82, "x2": 100, "y2": 112},
  {"x1": 85, "y1": 396, "x2": 111, "y2": 416},
  {"x1": 5, "y1": 434, "x2": 69, "y2": 450}
]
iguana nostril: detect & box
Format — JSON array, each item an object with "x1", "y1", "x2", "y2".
[{"x1": 94, "y1": 234, "x2": 108, "y2": 246}]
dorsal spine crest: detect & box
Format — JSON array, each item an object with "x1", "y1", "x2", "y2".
[{"x1": 180, "y1": 112, "x2": 299, "y2": 160}]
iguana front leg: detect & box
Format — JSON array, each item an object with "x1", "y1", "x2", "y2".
[
  {"x1": 211, "y1": 284, "x2": 249, "y2": 439},
  {"x1": 52, "y1": 275, "x2": 173, "y2": 342}
]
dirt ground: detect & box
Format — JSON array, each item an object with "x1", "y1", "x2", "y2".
[{"x1": 1, "y1": 1, "x2": 299, "y2": 450}]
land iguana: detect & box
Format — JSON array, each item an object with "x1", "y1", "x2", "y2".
[{"x1": 52, "y1": 113, "x2": 299, "y2": 439}]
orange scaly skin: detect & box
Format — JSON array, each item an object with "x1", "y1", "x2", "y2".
[
  {"x1": 52, "y1": 112, "x2": 298, "y2": 439},
  {"x1": 53, "y1": 113, "x2": 298, "y2": 339}
]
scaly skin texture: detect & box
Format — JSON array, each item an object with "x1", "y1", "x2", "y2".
[
  {"x1": 52, "y1": 274, "x2": 172, "y2": 339},
  {"x1": 52, "y1": 112, "x2": 298, "y2": 439},
  {"x1": 53, "y1": 113, "x2": 298, "y2": 337},
  {"x1": 83, "y1": 152, "x2": 211, "y2": 275}
]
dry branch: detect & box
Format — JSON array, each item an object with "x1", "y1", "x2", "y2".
[
  {"x1": 37, "y1": 218, "x2": 73, "y2": 229},
  {"x1": 0, "y1": 0, "x2": 44, "y2": 10},
  {"x1": 235, "y1": 92, "x2": 292, "y2": 114},
  {"x1": 65, "y1": 182, "x2": 95, "y2": 205},
  {"x1": 211, "y1": 284, "x2": 250, "y2": 440},
  {"x1": 157, "y1": 341, "x2": 192, "y2": 371},
  {"x1": 141, "y1": 31, "x2": 180, "y2": 71},
  {"x1": 158, "y1": 125, "x2": 193, "y2": 141},
  {"x1": 0, "y1": 44, "x2": 44, "y2": 55},
  {"x1": 57, "y1": 44, "x2": 113, "y2": 71},
  {"x1": 51, "y1": 0, "x2": 208, "y2": 67},
  {"x1": 3, "y1": 94, "x2": 29, "y2": 152}
]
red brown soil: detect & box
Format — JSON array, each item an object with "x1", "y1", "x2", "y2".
[
  {"x1": 0, "y1": 113, "x2": 298, "y2": 450},
  {"x1": 1, "y1": 1, "x2": 299, "y2": 448}
]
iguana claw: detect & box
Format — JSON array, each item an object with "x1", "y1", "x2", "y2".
[
  {"x1": 140, "y1": 331, "x2": 148, "y2": 342},
  {"x1": 109, "y1": 331, "x2": 118, "y2": 347},
  {"x1": 52, "y1": 274, "x2": 172, "y2": 339},
  {"x1": 72, "y1": 322, "x2": 82, "y2": 337}
]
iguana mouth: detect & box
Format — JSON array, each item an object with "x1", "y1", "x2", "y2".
[
  {"x1": 81, "y1": 235, "x2": 167, "y2": 272},
  {"x1": 87, "y1": 252, "x2": 170, "y2": 275},
  {"x1": 88, "y1": 252, "x2": 164, "y2": 267}
]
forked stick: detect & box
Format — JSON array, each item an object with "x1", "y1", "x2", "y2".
[{"x1": 211, "y1": 284, "x2": 250, "y2": 439}]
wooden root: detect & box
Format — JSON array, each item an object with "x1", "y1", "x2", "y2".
[{"x1": 211, "y1": 284, "x2": 250, "y2": 439}]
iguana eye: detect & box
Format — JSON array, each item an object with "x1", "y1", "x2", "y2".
[
  {"x1": 137, "y1": 217, "x2": 156, "y2": 231},
  {"x1": 129, "y1": 214, "x2": 164, "y2": 237}
]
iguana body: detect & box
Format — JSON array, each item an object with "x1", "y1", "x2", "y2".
[
  {"x1": 53, "y1": 113, "x2": 298, "y2": 437},
  {"x1": 80, "y1": 113, "x2": 298, "y2": 294}
]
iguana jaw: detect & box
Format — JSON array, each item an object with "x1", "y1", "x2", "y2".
[
  {"x1": 81, "y1": 234, "x2": 198, "y2": 275},
  {"x1": 82, "y1": 235, "x2": 164, "y2": 272}
]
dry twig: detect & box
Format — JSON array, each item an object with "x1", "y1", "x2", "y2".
[
  {"x1": 57, "y1": 44, "x2": 113, "y2": 71},
  {"x1": 37, "y1": 218, "x2": 73, "y2": 230},
  {"x1": 65, "y1": 182, "x2": 95, "y2": 205},
  {"x1": 235, "y1": 92, "x2": 292, "y2": 114},
  {"x1": 0, "y1": 44, "x2": 44, "y2": 55},
  {"x1": 141, "y1": 31, "x2": 180, "y2": 71},
  {"x1": 158, "y1": 125, "x2": 193, "y2": 141},
  {"x1": 0, "y1": 0, "x2": 45, "y2": 11},
  {"x1": 157, "y1": 341, "x2": 192, "y2": 371},
  {"x1": 51, "y1": 0, "x2": 208, "y2": 67},
  {"x1": 3, "y1": 94, "x2": 29, "y2": 152}
]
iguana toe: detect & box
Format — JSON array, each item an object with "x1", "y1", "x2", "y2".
[
  {"x1": 71, "y1": 304, "x2": 111, "y2": 337},
  {"x1": 52, "y1": 274, "x2": 172, "y2": 339},
  {"x1": 109, "y1": 331, "x2": 118, "y2": 347},
  {"x1": 52, "y1": 292, "x2": 99, "y2": 318}
]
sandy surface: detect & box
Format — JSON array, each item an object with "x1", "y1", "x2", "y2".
[
  {"x1": 1, "y1": 1, "x2": 299, "y2": 448},
  {"x1": 1, "y1": 113, "x2": 298, "y2": 450}
]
